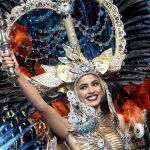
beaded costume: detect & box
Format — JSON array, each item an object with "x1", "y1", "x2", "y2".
[
  {"x1": 0, "y1": 0, "x2": 150, "y2": 149},
  {"x1": 67, "y1": 90, "x2": 127, "y2": 150},
  {"x1": 71, "y1": 113, "x2": 126, "y2": 150}
]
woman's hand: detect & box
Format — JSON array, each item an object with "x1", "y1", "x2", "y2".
[{"x1": 0, "y1": 51, "x2": 21, "y2": 76}]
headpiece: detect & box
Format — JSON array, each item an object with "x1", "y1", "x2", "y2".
[
  {"x1": 0, "y1": 0, "x2": 126, "y2": 89},
  {"x1": 31, "y1": 45, "x2": 125, "y2": 88},
  {"x1": 56, "y1": 44, "x2": 110, "y2": 83}
]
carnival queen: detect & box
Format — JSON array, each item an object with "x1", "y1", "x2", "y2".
[{"x1": 1, "y1": 44, "x2": 129, "y2": 150}]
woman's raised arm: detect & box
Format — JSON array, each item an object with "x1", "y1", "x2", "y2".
[{"x1": 1, "y1": 52, "x2": 69, "y2": 139}]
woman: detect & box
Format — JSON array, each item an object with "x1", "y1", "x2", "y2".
[{"x1": 1, "y1": 51, "x2": 128, "y2": 149}]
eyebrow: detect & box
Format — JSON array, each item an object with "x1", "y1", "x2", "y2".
[
  {"x1": 79, "y1": 83, "x2": 88, "y2": 88},
  {"x1": 92, "y1": 80, "x2": 99, "y2": 83},
  {"x1": 79, "y1": 80, "x2": 99, "y2": 87}
]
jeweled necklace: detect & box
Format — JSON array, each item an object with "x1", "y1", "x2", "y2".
[
  {"x1": 67, "y1": 90, "x2": 99, "y2": 135},
  {"x1": 73, "y1": 113, "x2": 98, "y2": 135}
]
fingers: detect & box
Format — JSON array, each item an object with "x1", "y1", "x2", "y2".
[
  {"x1": 1, "y1": 51, "x2": 15, "y2": 70},
  {"x1": 2, "y1": 60, "x2": 15, "y2": 70},
  {"x1": 0, "y1": 51, "x2": 22, "y2": 77},
  {"x1": 2, "y1": 63, "x2": 15, "y2": 70},
  {"x1": 2, "y1": 56, "x2": 12, "y2": 61},
  {"x1": 2, "y1": 54, "x2": 14, "y2": 63},
  {"x1": 0, "y1": 52, "x2": 10, "y2": 57},
  {"x1": 1, "y1": 51, "x2": 21, "y2": 73},
  {"x1": 10, "y1": 52, "x2": 19, "y2": 67}
]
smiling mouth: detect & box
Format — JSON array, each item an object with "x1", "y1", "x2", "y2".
[{"x1": 86, "y1": 94, "x2": 98, "y2": 101}]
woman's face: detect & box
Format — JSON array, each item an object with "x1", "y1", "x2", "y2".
[{"x1": 76, "y1": 74, "x2": 103, "y2": 110}]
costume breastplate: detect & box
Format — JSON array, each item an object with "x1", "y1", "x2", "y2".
[
  {"x1": 70, "y1": 113, "x2": 126, "y2": 150},
  {"x1": 95, "y1": 113, "x2": 126, "y2": 150}
]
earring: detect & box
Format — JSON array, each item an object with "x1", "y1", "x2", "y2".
[{"x1": 67, "y1": 90, "x2": 80, "y2": 110}]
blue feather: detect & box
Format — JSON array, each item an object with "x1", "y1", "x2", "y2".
[{"x1": 0, "y1": 121, "x2": 38, "y2": 150}]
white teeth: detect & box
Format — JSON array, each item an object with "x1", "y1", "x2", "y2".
[{"x1": 87, "y1": 95, "x2": 97, "y2": 101}]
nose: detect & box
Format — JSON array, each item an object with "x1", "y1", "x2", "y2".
[{"x1": 88, "y1": 85, "x2": 95, "y2": 93}]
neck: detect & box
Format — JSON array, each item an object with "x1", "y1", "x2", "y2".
[{"x1": 95, "y1": 106, "x2": 101, "y2": 113}]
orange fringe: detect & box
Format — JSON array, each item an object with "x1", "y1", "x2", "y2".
[
  {"x1": 121, "y1": 100, "x2": 145, "y2": 127},
  {"x1": 9, "y1": 23, "x2": 32, "y2": 57},
  {"x1": 115, "y1": 79, "x2": 150, "y2": 126}
]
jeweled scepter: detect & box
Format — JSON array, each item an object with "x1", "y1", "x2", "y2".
[
  {"x1": 58, "y1": 0, "x2": 86, "y2": 62},
  {"x1": 0, "y1": 11, "x2": 15, "y2": 77}
]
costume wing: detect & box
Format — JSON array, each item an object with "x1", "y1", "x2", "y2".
[{"x1": 114, "y1": 0, "x2": 150, "y2": 84}]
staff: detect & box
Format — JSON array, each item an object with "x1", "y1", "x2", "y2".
[{"x1": 0, "y1": 11, "x2": 15, "y2": 77}]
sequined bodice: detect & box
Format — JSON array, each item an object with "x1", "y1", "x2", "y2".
[
  {"x1": 67, "y1": 91, "x2": 127, "y2": 150},
  {"x1": 95, "y1": 113, "x2": 126, "y2": 150},
  {"x1": 70, "y1": 113, "x2": 126, "y2": 150}
]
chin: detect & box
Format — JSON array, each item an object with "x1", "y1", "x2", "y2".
[{"x1": 85, "y1": 100, "x2": 100, "y2": 108}]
